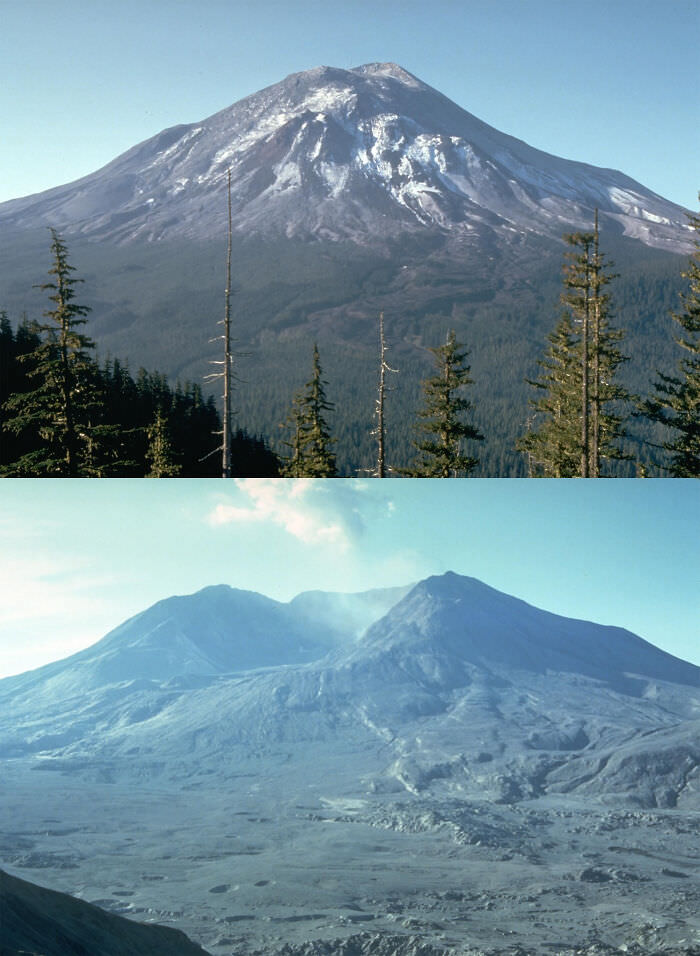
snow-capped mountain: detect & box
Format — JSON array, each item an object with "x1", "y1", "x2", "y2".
[{"x1": 0, "y1": 63, "x2": 691, "y2": 250}]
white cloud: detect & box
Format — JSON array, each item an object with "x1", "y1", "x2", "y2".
[
  {"x1": 0, "y1": 511, "x2": 128, "y2": 677},
  {"x1": 207, "y1": 479, "x2": 383, "y2": 550},
  {"x1": 0, "y1": 552, "x2": 126, "y2": 678}
]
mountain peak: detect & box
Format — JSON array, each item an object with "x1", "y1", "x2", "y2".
[
  {"x1": 0, "y1": 63, "x2": 690, "y2": 249},
  {"x1": 350, "y1": 62, "x2": 424, "y2": 86},
  {"x1": 358, "y1": 572, "x2": 700, "y2": 692},
  {"x1": 410, "y1": 571, "x2": 525, "y2": 606},
  {"x1": 419, "y1": 569, "x2": 490, "y2": 590}
]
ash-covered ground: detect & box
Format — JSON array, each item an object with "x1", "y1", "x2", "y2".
[
  {"x1": 2, "y1": 757, "x2": 698, "y2": 955},
  {"x1": 1, "y1": 575, "x2": 698, "y2": 954}
]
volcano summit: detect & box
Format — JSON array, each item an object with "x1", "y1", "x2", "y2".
[
  {"x1": 1, "y1": 574, "x2": 699, "y2": 954},
  {"x1": 0, "y1": 64, "x2": 694, "y2": 477},
  {"x1": 0, "y1": 63, "x2": 691, "y2": 250}
]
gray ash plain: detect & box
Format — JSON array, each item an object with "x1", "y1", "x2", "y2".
[
  {"x1": 2, "y1": 764, "x2": 699, "y2": 955},
  {"x1": 1, "y1": 575, "x2": 698, "y2": 955}
]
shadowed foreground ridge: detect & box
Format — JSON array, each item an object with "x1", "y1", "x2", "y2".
[{"x1": 0, "y1": 868, "x2": 209, "y2": 956}]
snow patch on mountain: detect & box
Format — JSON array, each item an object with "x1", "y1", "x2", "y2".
[{"x1": 0, "y1": 63, "x2": 691, "y2": 250}]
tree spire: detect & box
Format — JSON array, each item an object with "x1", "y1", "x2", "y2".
[{"x1": 404, "y1": 329, "x2": 483, "y2": 477}]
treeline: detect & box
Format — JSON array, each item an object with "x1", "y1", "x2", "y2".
[
  {"x1": 519, "y1": 209, "x2": 699, "y2": 478},
  {"x1": 2, "y1": 211, "x2": 698, "y2": 478},
  {"x1": 278, "y1": 207, "x2": 699, "y2": 478},
  {"x1": 0, "y1": 232, "x2": 278, "y2": 477}
]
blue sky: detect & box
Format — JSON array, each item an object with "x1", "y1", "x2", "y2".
[
  {"x1": 1, "y1": 0, "x2": 697, "y2": 209},
  {"x1": 0, "y1": 478, "x2": 697, "y2": 678}
]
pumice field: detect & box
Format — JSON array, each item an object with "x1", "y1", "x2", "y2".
[{"x1": 1, "y1": 573, "x2": 699, "y2": 955}]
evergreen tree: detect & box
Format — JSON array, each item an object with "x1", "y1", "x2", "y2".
[
  {"x1": 230, "y1": 428, "x2": 280, "y2": 477},
  {"x1": 404, "y1": 330, "x2": 483, "y2": 477},
  {"x1": 517, "y1": 312, "x2": 581, "y2": 477},
  {"x1": 145, "y1": 409, "x2": 182, "y2": 477},
  {"x1": 585, "y1": 210, "x2": 630, "y2": 476},
  {"x1": 638, "y1": 203, "x2": 700, "y2": 476},
  {"x1": 281, "y1": 343, "x2": 336, "y2": 477},
  {"x1": 280, "y1": 392, "x2": 307, "y2": 477},
  {"x1": 563, "y1": 229, "x2": 595, "y2": 476},
  {"x1": 519, "y1": 215, "x2": 631, "y2": 477},
  {"x1": 0, "y1": 317, "x2": 43, "y2": 472},
  {"x1": 2, "y1": 230, "x2": 102, "y2": 476}
]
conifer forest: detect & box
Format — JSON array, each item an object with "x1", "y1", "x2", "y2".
[{"x1": 1, "y1": 209, "x2": 698, "y2": 477}]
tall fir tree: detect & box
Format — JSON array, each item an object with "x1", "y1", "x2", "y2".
[
  {"x1": 2, "y1": 230, "x2": 103, "y2": 476},
  {"x1": 518, "y1": 215, "x2": 631, "y2": 477},
  {"x1": 638, "y1": 202, "x2": 700, "y2": 476},
  {"x1": 281, "y1": 343, "x2": 336, "y2": 477},
  {"x1": 404, "y1": 330, "x2": 483, "y2": 477},
  {"x1": 517, "y1": 312, "x2": 582, "y2": 477},
  {"x1": 145, "y1": 408, "x2": 182, "y2": 477},
  {"x1": 586, "y1": 210, "x2": 630, "y2": 477},
  {"x1": 280, "y1": 391, "x2": 307, "y2": 477},
  {"x1": 564, "y1": 229, "x2": 594, "y2": 476}
]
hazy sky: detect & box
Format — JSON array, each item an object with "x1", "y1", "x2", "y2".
[
  {"x1": 0, "y1": 478, "x2": 697, "y2": 679},
  {"x1": 1, "y1": 0, "x2": 698, "y2": 209}
]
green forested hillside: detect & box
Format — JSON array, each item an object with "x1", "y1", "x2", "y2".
[{"x1": 0, "y1": 227, "x2": 688, "y2": 476}]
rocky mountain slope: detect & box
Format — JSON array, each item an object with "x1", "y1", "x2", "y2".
[
  {"x1": 0, "y1": 583, "x2": 405, "y2": 757},
  {"x1": 0, "y1": 63, "x2": 691, "y2": 252},
  {"x1": 0, "y1": 585, "x2": 343, "y2": 699},
  {"x1": 0, "y1": 64, "x2": 692, "y2": 476},
  {"x1": 1, "y1": 573, "x2": 697, "y2": 807},
  {"x1": 2, "y1": 573, "x2": 699, "y2": 955}
]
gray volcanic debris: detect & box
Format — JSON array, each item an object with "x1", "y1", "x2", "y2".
[
  {"x1": 0, "y1": 63, "x2": 691, "y2": 251},
  {"x1": 1, "y1": 573, "x2": 699, "y2": 955}
]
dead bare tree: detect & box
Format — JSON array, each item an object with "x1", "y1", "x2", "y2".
[
  {"x1": 374, "y1": 311, "x2": 398, "y2": 477},
  {"x1": 203, "y1": 168, "x2": 234, "y2": 476}
]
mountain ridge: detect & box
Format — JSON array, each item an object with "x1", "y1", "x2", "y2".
[
  {"x1": 1, "y1": 573, "x2": 697, "y2": 792},
  {"x1": 0, "y1": 581, "x2": 407, "y2": 700},
  {"x1": 0, "y1": 62, "x2": 691, "y2": 251},
  {"x1": 351, "y1": 571, "x2": 700, "y2": 690},
  {"x1": 2, "y1": 571, "x2": 699, "y2": 954},
  {"x1": 3, "y1": 573, "x2": 698, "y2": 698}
]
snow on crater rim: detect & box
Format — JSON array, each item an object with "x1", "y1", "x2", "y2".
[
  {"x1": 352, "y1": 62, "x2": 423, "y2": 88},
  {"x1": 302, "y1": 86, "x2": 356, "y2": 114},
  {"x1": 0, "y1": 61, "x2": 690, "y2": 250}
]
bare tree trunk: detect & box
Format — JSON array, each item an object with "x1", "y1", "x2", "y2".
[
  {"x1": 57, "y1": 279, "x2": 77, "y2": 477},
  {"x1": 374, "y1": 311, "x2": 397, "y2": 477},
  {"x1": 443, "y1": 348, "x2": 452, "y2": 478},
  {"x1": 222, "y1": 168, "x2": 233, "y2": 479},
  {"x1": 377, "y1": 312, "x2": 386, "y2": 477}
]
